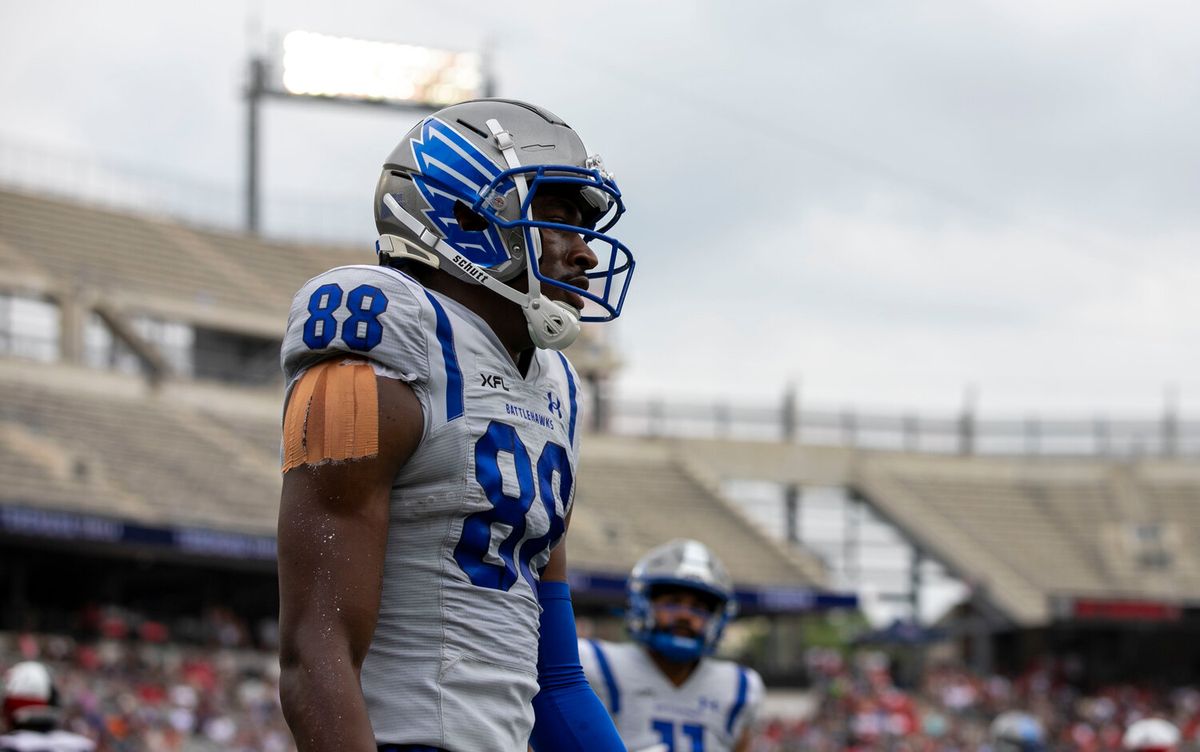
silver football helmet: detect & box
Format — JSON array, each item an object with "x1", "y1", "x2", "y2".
[
  {"x1": 1123, "y1": 719, "x2": 1180, "y2": 752},
  {"x1": 2, "y1": 661, "x2": 61, "y2": 731},
  {"x1": 990, "y1": 711, "x2": 1046, "y2": 752},
  {"x1": 626, "y1": 539, "x2": 737, "y2": 661},
  {"x1": 374, "y1": 98, "x2": 635, "y2": 350}
]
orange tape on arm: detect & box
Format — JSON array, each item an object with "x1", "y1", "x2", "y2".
[{"x1": 281, "y1": 359, "x2": 380, "y2": 473}]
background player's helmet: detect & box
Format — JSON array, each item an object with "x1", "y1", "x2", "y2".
[
  {"x1": 626, "y1": 539, "x2": 737, "y2": 662},
  {"x1": 374, "y1": 98, "x2": 634, "y2": 350},
  {"x1": 2, "y1": 661, "x2": 61, "y2": 732},
  {"x1": 989, "y1": 711, "x2": 1046, "y2": 752},
  {"x1": 1123, "y1": 719, "x2": 1181, "y2": 752}
]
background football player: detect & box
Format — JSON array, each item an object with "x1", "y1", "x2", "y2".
[
  {"x1": 276, "y1": 99, "x2": 634, "y2": 752},
  {"x1": 579, "y1": 540, "x2": 764, "y2": 752},
  {"x1": 1123, "y1": 718, "x2": 1181, "y2": 752},
  {"x1": 1, "y1": 661, "x2": 94, "y2": 752},
  {"x1": 989, "y1": 710, "x2": 1046, "y2": 752}
]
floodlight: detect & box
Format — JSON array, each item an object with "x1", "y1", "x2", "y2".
[{"x1": 281, "y1": 30, "x2": 483, "y2": 106}]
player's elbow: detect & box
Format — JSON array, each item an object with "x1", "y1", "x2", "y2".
[
  {"x1": 278, "y1": 617, "x2": 361, "y2": 706},
  {"x1": 278, "y1": 633, "x2": 358, "y2": 733},
  {"x1": 277, "y1": 635, "x2": 318, "y2": 722}
]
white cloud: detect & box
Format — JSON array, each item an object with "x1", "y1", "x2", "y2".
[{"x1": 3, "y1": 0, "x2": 1199, "y2": 416}]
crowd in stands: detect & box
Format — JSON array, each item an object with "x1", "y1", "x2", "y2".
[
  {"x1": 1, "y1": 612, "x2": 291, "y2": 752},
  {"x1": 5, "y1": 614, "x2": 1199, "y2": 751},
  {"x1": 750, "y1": 647, "x2": 1200, "y2": 752}
]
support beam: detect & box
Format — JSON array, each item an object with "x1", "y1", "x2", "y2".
[
  {"x1": 784, "y1": 484, "x2": 800, "y2": 544},
  {"x1": 92, "y1": 302, "x2": 171, "y2": 384}
]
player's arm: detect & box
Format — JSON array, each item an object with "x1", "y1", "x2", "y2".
[
  {"x1": 529, "y1": 518, "x2": 627, "y2": 752},
  {"x1": 277, "y1": 360, "x2": 424, "y2": 752}
]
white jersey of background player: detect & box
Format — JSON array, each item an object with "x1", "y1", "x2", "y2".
[
  {"x1": 580, "y1": 540, "x2": 764, "y2": 752},
  {"x1": 0, "y1": 662, "x2": 95, "y2": 752},
  {"x1": 276, "y1": 100, "x2": 635, "y2": 752}
]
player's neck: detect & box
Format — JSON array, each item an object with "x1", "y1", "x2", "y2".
[
  {"x1": 422, "y1": 273, "x2": 535, "y2": 371},
  {"x1": 648, "y1": 649, "x2": 699, "y2": 687}
]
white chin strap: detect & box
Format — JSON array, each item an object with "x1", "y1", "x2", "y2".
[{"x1": 379, "y1": 115, "x2": 581, "y2": 351}]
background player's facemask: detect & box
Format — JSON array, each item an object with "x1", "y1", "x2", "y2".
[
  {"x1": 374, "y1": 101, "x2": 635, "y2": 351},
  {"x1": 646, "y1": 630, "x2": 709, "y2": 663}
]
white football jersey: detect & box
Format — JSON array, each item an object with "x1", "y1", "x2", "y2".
[
  {"x1": 282, "y1": 265, "x2": 583, "y2": 752},
  {"x1": 579, "y1": 639, "x2": 764, "y2": 752},
  {"x1": 0, "y1": 730, "x2": 95, "y2": 752}
]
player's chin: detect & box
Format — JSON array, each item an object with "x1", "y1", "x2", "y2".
[{"x1": 547, "y1": 290, "x2": 585, "y2": 312}]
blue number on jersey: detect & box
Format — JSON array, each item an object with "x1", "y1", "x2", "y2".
[
  {"x1": 456, "y1": 420, "x2": 571, "y2": 591},
  {"x1": 301, "y1": 283, "x2": 388, "y2": 352},
  {"x1": 517, "y1": 441, "x2": 571, "y2": 587},
  {"x1": 342, "y1": 284, "x2": 388, "y2": 351},
  {"x1": 302, "y1": 283, "x2": 343, "y2": 349},
  {"x1": 653, "y1": 719, "x2": 705, "y2": 752}
]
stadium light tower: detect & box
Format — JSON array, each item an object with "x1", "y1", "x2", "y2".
[{"x1": 244, "y1": 31, "x2": 493, "y2": 234}]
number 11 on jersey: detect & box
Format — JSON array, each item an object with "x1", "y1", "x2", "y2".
[{"x1": 651, "y1": 719, "x2": 704, "y2": 752}]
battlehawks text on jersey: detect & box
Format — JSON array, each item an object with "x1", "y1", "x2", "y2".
[
  {"x1": 282, "y1": 265, "x2": 584, "y2": 752},
  {"x1": 579, "y1": 639, "x2": 764, "y2": 752}
]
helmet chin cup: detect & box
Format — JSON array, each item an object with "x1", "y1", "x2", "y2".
[
  {"x1": 525, "y1": 296, "x2": 580, "y2": 351},
  {"x1": 647, "y1": 632, "x2": 705, "y2": 662}
]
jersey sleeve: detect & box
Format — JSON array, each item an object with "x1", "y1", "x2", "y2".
[
  {"x1": 550, "y1": 351, "x2": 586, "y2": 519},
  {"x1": 560, "y1": 353, "x2": 586, "y2": 460},
  {"x1": 576, "y1": 638, "x2": 614, "y2": 713},
  {"x1": 732, "y1": 666, "x2": 766, "y2": 740},
  {"x1": 281, "y1": 265, "x2": 430, "y2": 389}
]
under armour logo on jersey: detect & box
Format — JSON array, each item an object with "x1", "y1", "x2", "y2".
[{"x1": 547, "y1": 391, "x2": 563, "y2": 419}]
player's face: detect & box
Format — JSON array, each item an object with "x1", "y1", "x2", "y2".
[
  {"x1": 531, "y1": 189, "x2": 598, "y2": 313},
  {"x1": 651, "y1": 589, "x2": 717, "y2": 640}
]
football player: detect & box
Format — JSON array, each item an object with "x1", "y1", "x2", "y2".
[
  {"x1": 579, "y1": 540, "x2": 764, "y2": 752},
  {"x1": 0, "y1": 661, "x2": 94, "y2": 752},
  {"x1": 989, "y1": 710, "x2": 1046, "y2": 752},
  {"x1": 1123, "y1": 718, "x2": 1181, "y2": 752},
  {"x1": 276, "y1": 99, "x2": 635, "y2": 752}
]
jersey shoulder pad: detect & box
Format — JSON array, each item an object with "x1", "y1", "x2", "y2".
[
  {"x1": 730, "y1": 664, "x2": 766, "y2": 732},
  {"x1": 577, "y1": 639, "x2": 621, "y2": 713},
  {"x1": 282, "y1": 265, "x2": 430, "y2": 385}
]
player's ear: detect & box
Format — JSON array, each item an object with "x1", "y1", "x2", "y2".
[{"x1": 453, "y1": 200, "x2": 488, "y2": 231}]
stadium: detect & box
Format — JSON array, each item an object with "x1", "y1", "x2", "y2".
[
  {"x1": 3, "y1": 4, "x2": 1200, "y2": 752},
  {"x1": 3, "y1": 183, "x2": 1199, "y2": 747}
]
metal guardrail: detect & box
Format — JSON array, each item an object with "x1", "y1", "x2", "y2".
[
  {"x1": 3, "y1": 330, "x2": 1188, "y2": 457},
  {"x1": 606, "y1": 397, "x2": 1195, "y2": 457}
]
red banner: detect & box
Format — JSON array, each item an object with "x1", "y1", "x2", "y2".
[{"x1": 1071, "y1": 598, "x2": 1182, "y2": 622}]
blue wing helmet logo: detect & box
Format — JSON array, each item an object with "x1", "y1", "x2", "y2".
[{"x1": 408, "y1": 118, "x2": 512, "y2": 268}]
